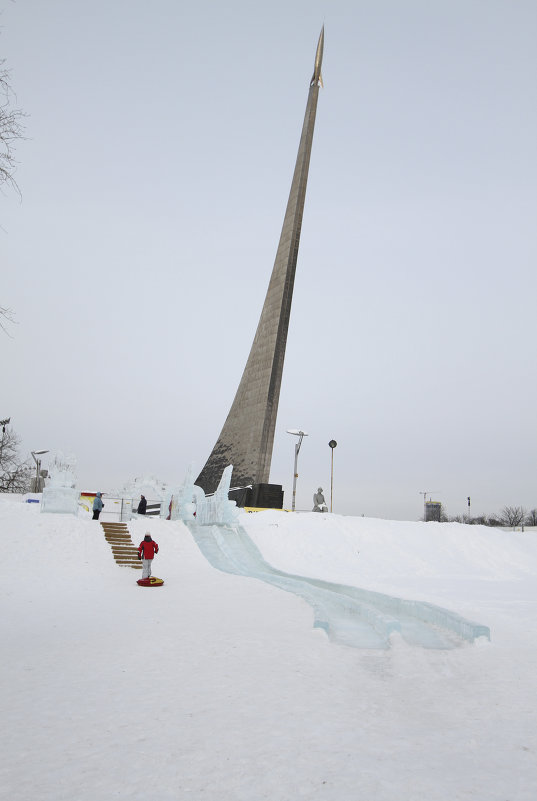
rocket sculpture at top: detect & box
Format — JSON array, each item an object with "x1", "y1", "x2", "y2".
[
  {"x1": 196, "y1": 28, "x2": 324, "y2": 495},
  {"x1": 311, "y1": 24, "x2": 324, "y2": 86}
]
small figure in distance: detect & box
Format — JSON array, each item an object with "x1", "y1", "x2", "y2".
[
  {"x1": 138, "y1": 532, "x2": 159, "y2": 580},
  {"x1": 312, "y1": 487, "x2": 327, "y2": 512},
  {"x1": 92, "y1": 492, "x2": 104, "y2": 520},
  {"x1": 137, "y1": 494, "x2": 147, "y2": 515}
]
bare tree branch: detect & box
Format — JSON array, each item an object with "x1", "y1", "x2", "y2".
[
  {"x1": 0, "y1": 426, "x2": 33, "y2": 493},
  {"x1": 0, "y1": 60, "x2": 26, "y2": 194},
  {"x1": 498, "y1": 506, "x2": 527, "y2": 527},
  {"x1": 0, "y1": 304, "x2": 16, "y2": 336},
  {"x1": 525, "y1": 509, "x2": 537, "y2": 526}
]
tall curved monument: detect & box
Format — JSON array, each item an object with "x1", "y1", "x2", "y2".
[{"x1": 196, "y1": 28, "x2": 324, "y2": 498}]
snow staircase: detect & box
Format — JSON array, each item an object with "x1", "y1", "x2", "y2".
[{"x1": 100, "y1": 522, "x2": 142, "y2": 569}]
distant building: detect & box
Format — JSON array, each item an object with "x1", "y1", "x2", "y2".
[{"x1": 425, "y1": 501, "x2": 442, "y2": 522}]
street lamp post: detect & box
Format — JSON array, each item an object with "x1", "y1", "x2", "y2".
[
  {"x1": 328, "y1": 440, "x2": 337, "y2": 512},
  {"x1": 286, "y1": 429, "x2": 308, "y2": 512},
  {"x1": 31, "y1": 450, "x2": 49, "y2": 493}
]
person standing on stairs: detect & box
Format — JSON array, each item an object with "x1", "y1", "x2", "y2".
[{"x1": 138, "y1": 533, "x2": 159, "y2": 579}]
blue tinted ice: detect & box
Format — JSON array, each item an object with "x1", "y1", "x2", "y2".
[{"x1": 188, "y1": 522, "x2": 491, "y2": 650}]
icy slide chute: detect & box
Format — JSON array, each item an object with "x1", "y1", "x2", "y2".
[{"x1": 188, "y1": 523, "x2": 491, "y2": 650}]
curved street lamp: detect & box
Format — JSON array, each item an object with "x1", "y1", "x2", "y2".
[{"x1": 286, "y1": 429, "x2": 308, "y2": 511}]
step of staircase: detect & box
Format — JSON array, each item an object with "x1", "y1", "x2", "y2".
[
  {"x1": 101, "y1": 521, "x2": 128, "y2": 527},
  {"x1": 110, "y1": 545, "x2": 138, "y2": 552},
  {"x1": 101, "y1": 526, "x2": 129, "y2": 532}
]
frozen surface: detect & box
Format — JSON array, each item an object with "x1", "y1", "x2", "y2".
[{"x1": 189, "y1": 522, "x2": 490, "y2": 649}]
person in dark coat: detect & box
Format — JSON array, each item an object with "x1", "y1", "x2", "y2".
[
  {"x1": 137, "y1": 494, "x2": 147, "y2": 515},
  {"x1": 138, "y1": 533, "x2": 159, "y2": 579},
  {"x1": 92, "y1": 492, "x2": 104, "y2": 520}
]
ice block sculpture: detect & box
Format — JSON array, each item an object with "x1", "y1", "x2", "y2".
[
  {"x1": 161, "y1": 465, "x2": 239, "y2": 526},
  {"x1": 41, "y1": 455, "x2": 79, "y2": 516},
  {"x1": 194, "y1": 465, "x2": 240, "y2": 527},
  {"x1": 161, "y1": 464, "x2": 197, "y2": 521}
]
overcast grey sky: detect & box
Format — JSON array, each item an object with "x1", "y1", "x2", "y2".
[{"x1": 2, "y1": 0, "x2": 536, "y2": 519}]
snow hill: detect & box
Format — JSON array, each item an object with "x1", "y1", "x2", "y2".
[{"x1": 2, "y1": 499, "x2": 536, "y2": 801}]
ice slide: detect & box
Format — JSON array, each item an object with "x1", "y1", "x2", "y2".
[{"x1": 187, "y1": 523, "x2": 490, "y2": 650}]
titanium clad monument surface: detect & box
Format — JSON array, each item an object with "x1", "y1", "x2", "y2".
[{"x1": 196, "y1": 28, "x2": 324, "y2": 495}]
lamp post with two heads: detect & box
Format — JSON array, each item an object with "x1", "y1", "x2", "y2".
[{"x1": 286, "y1": 429, "x2": 308, "y2": 512}]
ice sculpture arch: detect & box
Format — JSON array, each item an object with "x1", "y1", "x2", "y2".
[{"x1": 162, "y1": 464, "x2": 239, "y2": 527}]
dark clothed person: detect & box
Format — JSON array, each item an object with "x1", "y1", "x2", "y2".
[{"x1": 137, "y1": 495, "x2": 147, "y2": 515}]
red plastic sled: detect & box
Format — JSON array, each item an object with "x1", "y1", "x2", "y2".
[{"x1": 137, "y1": 577, "x2": 164, "y2": 587}]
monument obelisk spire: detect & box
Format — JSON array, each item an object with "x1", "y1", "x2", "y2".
[{"x1": 196, "y1": 27, "x2": 324, "y2": 495}]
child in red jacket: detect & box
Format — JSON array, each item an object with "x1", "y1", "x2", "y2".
[{"x1": 138, "y1": 533, "x2": 159, "y2": 579}]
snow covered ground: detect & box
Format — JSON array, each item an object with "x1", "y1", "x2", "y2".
[{"x1": 2, "y1": 499, "x2": 536, "y2": 800}]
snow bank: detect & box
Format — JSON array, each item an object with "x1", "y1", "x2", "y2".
[{"x1": 2, "y1": 502, "x2": 537, "y2": 801}]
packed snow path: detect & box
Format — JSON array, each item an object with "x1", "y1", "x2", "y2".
[{"x1": 188, "y1": 522, "x2": 490, "y2": 650}]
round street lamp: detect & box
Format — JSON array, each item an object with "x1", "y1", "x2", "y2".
[{"x1": 328, "y1": 440, "x2": 337, "y2": 512}]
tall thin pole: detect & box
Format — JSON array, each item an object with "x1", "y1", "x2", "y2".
[
  {"x1": 292, "y1": 443, "x2": 299, "y2": 512},
  {"x1": 330, "y1": 448, "x2": 334, "y2": 512},
  {"x1": 328, "y1": 440, "x2": 337, "y2": 513},
  {"x1": 290, "y1": 430, "x2": 307, "y2": 511}
]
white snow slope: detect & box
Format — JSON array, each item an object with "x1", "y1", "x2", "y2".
[{"x1": 1, "y1": 501, "x2": 536, "y2": 801}]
